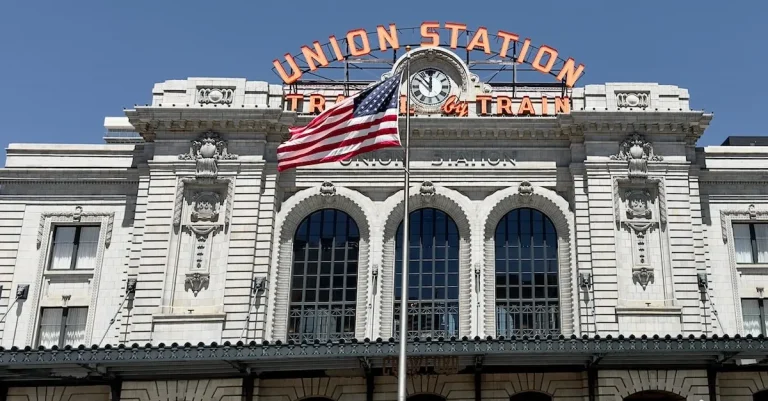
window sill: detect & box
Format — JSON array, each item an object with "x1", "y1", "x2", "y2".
[
  {"x1": 736, "y1": 264, "x2": 768, "y2": 274},
  {"x1": 152, "y1": 313, "x2": 226, "y2": 324},
  {"x1": 43, "y1": 270, "x2": 94, "y2": 279},
  {"x1": 615, "y1": 305, "x2": 682, "y2": 316}
]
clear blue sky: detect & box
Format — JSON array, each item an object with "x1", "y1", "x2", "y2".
[{"x1": 1, "y1": 0, "x2": 765, "y2": 166}]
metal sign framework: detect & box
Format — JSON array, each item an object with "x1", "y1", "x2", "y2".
[{"x1": 272, "y1": 26, "x2": 582, "y2": 99}]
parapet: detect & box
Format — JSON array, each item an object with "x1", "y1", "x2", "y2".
[
  {"x1": 571, "y1": 83, "x2": 692, "y2": 112},
  {"x1": 149, "y1": 78, "x2": 284, "y2": 108}
]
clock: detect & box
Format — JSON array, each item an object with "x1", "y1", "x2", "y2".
[{"x1": 410, "y1": 68, "x2": 451, "y2": 106}]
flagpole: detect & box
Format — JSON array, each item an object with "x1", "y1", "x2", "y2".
[{"x1": 397, "y1": 45, "x2": 412, "y2": 401}]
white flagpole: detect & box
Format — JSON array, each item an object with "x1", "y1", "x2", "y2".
[{"x1": 397, "y1": 45, "x2": 412, "y2": 401}]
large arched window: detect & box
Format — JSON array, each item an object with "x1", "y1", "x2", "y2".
[
  {"x1": 288, "y1": 209, "x2": 359, "y2": 341},
  {"x1": 394, "y1": 208, "x2": 460, "y2": 338},
  {"x1": 624, "y1": 391, "x2": 684, "y2": 401},
  {"x1": 495, "y1": 208, "x2": 560, "y2": 337},
  {"x1": 509, "y1": 392, "x2": 552, "y2": 401}
]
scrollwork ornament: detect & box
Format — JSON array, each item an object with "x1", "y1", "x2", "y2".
[
  {"x1": 185, "y1": 273, "x2": 210, "y2": 297},
  {"x1": 320, "y1": 181, "x2": 336, "y2": 198},
  {"x1": 177, "y1": 131, "x2": 238, "y2": 179},
  {"x1": 610, "y1": 133, "x2": 662, "y2": 178},
  {"x1": 632, "y1": 267, "x2": 654, "y2": 290},
  {"x1": 518, "y1": 181, "x2": 534, "y2": 201},
  {"x1": 420, "y1": 181, "x2": 436, "y2": 201}
]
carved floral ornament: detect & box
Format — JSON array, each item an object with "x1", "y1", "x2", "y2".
[
  {"x1": 420, "y1": 181, "x2": 436, "y2": 200},
  {"x1": 178, "y1": 131, "x2": 238, "y2": 179},
  {"x1": 173, "y1": 178, "x2": 234, "y2": 229},
  {"x1": 518, "y1": 181, "x2": 534, "y2": 200},
  {"x1": 37, "y1": 206, "x2": 115, "y2": 248},
  {"x1": 610, "y1": 133, "x2": 663, "y2": 178},
  {"x1": 185, "y1": 272, "x2": 209, "y2": 297},
  {"x1": 632, "y1": 267, "x2": 654, "y2": 290},
  {"x1": 320, "y1": 181, "x2": 336, "y2": 198}
]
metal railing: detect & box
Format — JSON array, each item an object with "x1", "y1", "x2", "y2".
[
  {"x1": 496, "y1": 304, "x2": 560, "y2": 337},
  {"x1": 393, "y1": 302, "x2": 459, "y2": 339},
  {"x1": 287, "y1": 307, "x2": 356, "y2": 342}
]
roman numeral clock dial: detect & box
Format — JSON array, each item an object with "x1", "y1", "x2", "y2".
[{"x1": 410, "y1": 68, "x2": 451, "y2": 107}]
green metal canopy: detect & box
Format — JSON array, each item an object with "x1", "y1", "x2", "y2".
[{"x1": 0, "y1": 335, "x2": 765, "y2": 384}]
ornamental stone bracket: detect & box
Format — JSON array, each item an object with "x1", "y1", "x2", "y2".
[
  {"x1": 632, "y1": 267, "x2": 654, "y2": 290},
  {"x1": 518, "y1": 181, "x2": 534, "y2": 201},
  {"x1": 610, "y1": 133, "x2": 663, "y2": 178},
  {"x1": 319, "y1": 181, "x2": 336, "y2": 201},
  {"x1": 185, "y1": 272, "x2": 210, "y2": 297},
  {"x1": 420, "y1": 181, "x2": 436, "y2": 201},
  {"x1": 37, "y1": 206, "x2": 115, "y2": 248},
  {"x1": 721, "y1": 204, "x2": 768, "y2": 242},
  {"x1": 178, "y1": 131, "x2": 238, "y2": 179}
]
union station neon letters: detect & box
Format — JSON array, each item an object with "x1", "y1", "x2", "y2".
[{"x1": 274, "y1": 21, "x2": 585, "y2": 87}]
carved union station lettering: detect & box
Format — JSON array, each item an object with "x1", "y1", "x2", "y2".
[{"x1": 382, "y1": 356, "x2": 459, "y2": 376}]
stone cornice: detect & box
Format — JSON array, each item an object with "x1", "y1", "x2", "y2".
[
  {"x1": 127, "y1": 106, "x2": 714, "y2": 143},
  {"x1": 125, "y1": 107, "x2": 297, "y2": 141},
  {"x1": 0, "y1": 169, "x2": 139, "y2": 185}
]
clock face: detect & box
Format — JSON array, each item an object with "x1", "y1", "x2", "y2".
[{"x1": 410, "y1": 68, "x2": 451, "y2": 106}]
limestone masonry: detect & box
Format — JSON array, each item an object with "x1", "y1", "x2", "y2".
[{"x1": 2, "y1": 65, "x2": 768, "y2": 400}]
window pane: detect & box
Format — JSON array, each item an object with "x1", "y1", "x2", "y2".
[
  {"x1": 495, "y1": 208, "x2": 560, "y2": 338},
  {"x1": 63, "y1": 307, "x2": 88, "y2": 346},
  {"x1": 50, "y1": 227, "x2": 76, "y2": 270},
  {"x1": 75, "y1": 226, "x2": 100, "y2": 270},
  {"x1": 755, "y1": 224, "x2": 768, "y2": 263},
  {"x1": 733, "y1": 224, "x2": 754, "y2": 264},
  {"x1": 742, "y1": 299, "x2": 762, "y2": 335},
  {"x1": 288, "y1": 209, "x2": 359, "y2": 342},
  {"x1": 37, "y1": 308, "x2": 64, "y2": 347},
  {"x1": 395, "y1": 208, "x2": 460, "y2": 339}
]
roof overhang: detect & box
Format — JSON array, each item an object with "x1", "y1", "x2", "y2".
[{"x1": 1, "y1": 337, "x2": 767, "y2": 384}]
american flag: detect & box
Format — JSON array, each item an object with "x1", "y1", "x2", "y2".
[{"x1": 277, "y1": 74, "x2": 402, "y2": 171}]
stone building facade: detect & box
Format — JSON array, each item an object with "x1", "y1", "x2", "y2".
[{"x1": 1, "y1": 51, "x2": 768, "y2": 401}]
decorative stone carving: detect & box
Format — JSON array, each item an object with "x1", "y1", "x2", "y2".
[
  {"x1": 613, "y1": 177, "x2": 666, "y2": 227},
  {"x1": 625, "y1": 189, "x2": 652, "y2": 219},
  {"x1": 610, "y1": 133, "x2": 662, "y2": 178},
  {"x1": 252, "y1": 276, "x2": 267, "y2": 293},
  {"x1": 197, "y1": 87, "x2": 234, "y2": 105},
  {"x1": 420, "y1": 181, "x2": 436, "y2": 200},
  {"x1": 720, "y1": 205, "x2": 768, "y2": 242},
  {"x1": 185, "y1": 272, "x2": 209, "y2": 297},
  {"x1": 616, "y1": 92, "x2": 650, "y2": 109},
  {"x1": 126, "y1": 278, "x2": 138, "y2": 294},
  {"x1": 173, "y1": 178, "x2": 233, "y2": 229},
  {"x1": 191, "y1": 191, "x2": 221, "y2": 222},
  {"x1": 37, "y1": 207, "x2": 115, "y2": 248},
  {"x1": 518, "y1": 181, "x2": 534, "y2": 199},
  {"x1": 697, "y1": 273, "x2": 708, "y2": 290},
  {"x1": 632, "y1": 267, "x2": 654, "y2": 290},
  {"x1": 320, "y1": 181, "x2": 336, "y2": 197},
  {"x1": 178, "y1": 131, "x2": 238, "y2": 179}
]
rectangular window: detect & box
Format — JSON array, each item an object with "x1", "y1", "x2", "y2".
[
  {"x1": 733, "y1": 223, "x2": 768, "y2": 264},
  {"x1": 37, "y1": 307, "x2": 87, "y2": 347},
  {"x1": 48, "y1": 225, "x2": 100, "y2": 270}
]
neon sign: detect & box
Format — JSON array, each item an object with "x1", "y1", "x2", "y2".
[{"x1": 273, "y1": 22, "x2": 585, "y2": 87}]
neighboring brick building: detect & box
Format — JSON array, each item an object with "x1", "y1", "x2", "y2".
[{"x1": 1, "y1": 45, "x2": 768, "y2": 401}]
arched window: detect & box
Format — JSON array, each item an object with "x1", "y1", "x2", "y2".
[
  {"x1": 394, "y1": 208, "x2": 460, "y2": 338},
  {"x1": 288, "y1": 209, "x2": 359, "y2": 342},
  {"x1": 509, "y1": 392, "x2": 552, "y2": 401},
  {"x1": 755, "y1": 390, "x2": 768, "y2": 401},
  {"x1": 495, "y1": 208, "x2": 560, "y2": 337},
  {"x1": 624, "y1": 391, "x2": 685, "y2": 401}
]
